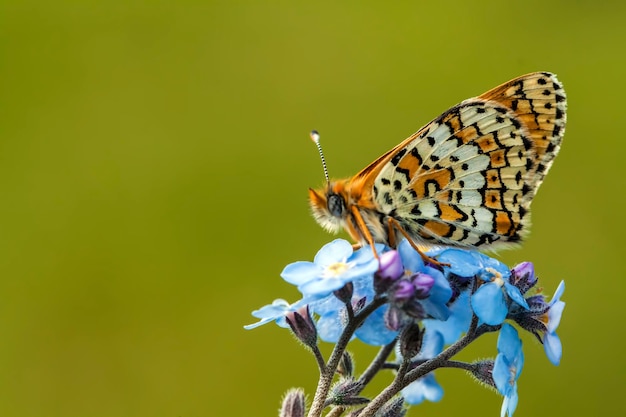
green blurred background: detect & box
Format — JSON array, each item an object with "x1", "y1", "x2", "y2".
[{"x1": 0, "y1": 1, "x2": 624, "y2": 416}]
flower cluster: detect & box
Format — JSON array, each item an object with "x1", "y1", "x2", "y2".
[{"x1": 245, "y1": 239, "x2": 565, "y2": 417}]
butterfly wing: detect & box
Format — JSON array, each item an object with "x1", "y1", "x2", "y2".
[
  {"x1": 478, "y1": 72, "x2": 567, "y2": 196},
  {"x1": 366, "y1": 72, "x2": 566, "y2": 249}
]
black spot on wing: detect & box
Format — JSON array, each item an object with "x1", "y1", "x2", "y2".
[
  {"x1": 395, "y1": 167, "x2": 411, "y2": 182},
  {"x1": 390, "y1": 148, "x2": 407, "y2": 166}
]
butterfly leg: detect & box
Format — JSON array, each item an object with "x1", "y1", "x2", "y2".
[
  {"x1": 387, "y1": 217, "x2": 449, "y2": 268},
  {"x1": 350, "y1": 206, "x2": 380, "y2": 261}
]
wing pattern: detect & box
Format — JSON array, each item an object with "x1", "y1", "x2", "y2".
[{"x1": 371, "y1": 72, "x2": 566, "y2": 249}]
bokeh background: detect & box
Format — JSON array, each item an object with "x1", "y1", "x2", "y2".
[{"x1": 1, "y1": 1, "x2": 624, "y2": 416}]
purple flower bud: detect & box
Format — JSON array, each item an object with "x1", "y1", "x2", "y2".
[
  {"x1": 279, "y1": 388, "x2": 306, "y2": 417},
  {"x1": 384, "y1": 305, "x2": 403, "y2": 331},
  {"x1": 468, "y1": 360, "x2": 496, "y2": 389},
  {"x1": 334, "y1": 282, "x2": 354, "y2": 304},
  {"x1": 510, "y1": 261, "x2": 537, "y2": 294},
  {"x1": 285, "y1": 305, "x2": 317, "y2": 348},
  {"x1": 378, "y1": 250, "x2": 403, "y2": 281},
  {"x1": 391, "y1": 280, "x2": 416, "y2": 301},
  {"x1": 411, "y1": 273, "x2": 435, "y2": 299}
]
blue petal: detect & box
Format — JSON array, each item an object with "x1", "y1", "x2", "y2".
[
  {"x1": 472, "y1": 283, "x2": 507, "y2": 325},
  {"x1": 355, "y1": 305, "x2": 399, "y2": 345},
  {"x1": 402, "y1": 374, "x2": 443, "y2": 404},
  {"x1": 316, "y1": 312, "x2": 345, "y2": 343},
  {"x1": 421, "y1": 298, "x2": 451, "y2": 321},
  {"x1": 424, "y1": 291, "x2": 472, "y2": 345},
  {"x1": 500, "y1": 386, "x2": 518, "y2": 417},
  {"x1": 493, "y1": 353, "x2": 511, "y2": 395},
  {"x1": 398, "y1": 239, "x2": 425, "y2": 272},
  {"x1": 281, "y1": 262, "x2": 321, "y2": 285},
  {"x1": 544, "y1": 331, "x2": 562, "y2": 366},
  {"x1": 348, "y1": 245, "x2": 376, "y2": 264},
  {"x1": 551, "y1": 280, "x2": 565, "y2": 304},
  {"x1": 298, "y1": 277, "x2": 346, "y2": 296},
  {"x1": 504, "y1": 283, "x2": 529, "y2": 309},
  {"x1": 308, "y1": 293, "x2": 343, "y2": 315},
  {"x1": 352, "y1": 275, "x2": 376, "y2": 300},
  {"x1": 243, "y1": 316, "x2": 278, "y2": 330},
  {"x1": 497, "y1": 324, "x2": 522, "y2": 361},
  {"x1": 475, "y1": 252, "x2": 511, "y2": 279},
  {"x1": 314, "y1": 239, "x2": 353, "y2": 266},
  {"x1": 250, "y1": 299, "x2": 291, "y2": 319},
  {"x1": 547, "y1": 300, "x2": 565, "y2": 333},
  {"x1": 244, "y1": 299, "x2": 295, "y2": 330},
  {"x1": 425, "y1": 266, "x2": 453, "y2": 305},
  {"x1": 437, "y1": 249, "x2": 482, "y2": 277},
  {"x1": 340, "y1": 257, "x2": 379, "y2": 281}
]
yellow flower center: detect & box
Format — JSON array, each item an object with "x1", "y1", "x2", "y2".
[
  {"x1": 323, "y1": 261, "x2": 350, "y2": 278},
  {"x1": 485, "y1": 267, "x2": 504, "y2": 286}
]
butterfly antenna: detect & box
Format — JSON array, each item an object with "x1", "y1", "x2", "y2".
[{"x1": 310, "y1": 130, "x2": 330, "y2": 183}]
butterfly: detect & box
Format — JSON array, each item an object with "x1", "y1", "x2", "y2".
[{"x1": 308, "y1": 72, "x2": 566, "y2": 260}]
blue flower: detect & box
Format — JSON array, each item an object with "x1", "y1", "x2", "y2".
[
  {"x1": 543, "y1": 281, "x2": 565, "y2": 365},
  {"x1": 493, "y1": 324, "x2": 524, "y2": 417},
  {"x1": 471, "y1": 258, "x2": 529, "y2": 325},
  {"x1": 434, "y1": 248, "x2": 527, "y2": 325},
  {"x1": 281, "y1": 239, "x2": 379, "y2": 297},
  {"x1": 244, "y1": 298, "x2": 308, "y2": 330},
  {"x1": 401, "y1": 330, "x2": 445, "y2": 404},
  {"x1": 508, "y1": 279, "x2": 565, "y2": 366}
]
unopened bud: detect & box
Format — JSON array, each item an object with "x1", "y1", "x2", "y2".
[
  {"x1": 337, "y1": 351, "x2": 355, "y2": 377},
  {"x1": 411, "y1": 273, "x2": 434, "y2": 299},
  {"x1": 279, "y1": 388, "x2": 306, "y2": 417},
  {"x1": 326, "y1": 378, "x2": 368, "y2": 407},
  {"x1": 378, "y1": 396, "x2": 407, "y2": 417},
  {"x1": 384, "y1": 305, "x2": 403, "y2": 331},
  {"x1": 390, "y1": 280, "x2": 415, "y2": 302},
  {"x1": 285, "y1": 305, "x2": 317, "y2": 348},
  {"x1": 510, "y1": 262, "x2": 537, "y2": 294},
  {"x1": 378, "y1": 250, "x2": 403, "y2": 280},
  {"x1": 375, "y1": 251, "x2": 404, "y2": 294},
  {"x1": 468, "y1": 360, "x2": 496, "y2": 389},
  {"x1": 334, "y1": 282, "x2": 354, "y2": 304},
  {"x1": 399, "y1": 322, "x2": 423, "y2": 359}
]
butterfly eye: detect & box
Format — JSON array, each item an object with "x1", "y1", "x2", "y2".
[{"x1": 327, "y1": 194, "x2": 345, "y2": 218}]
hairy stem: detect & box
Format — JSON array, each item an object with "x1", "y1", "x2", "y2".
[
  {"x1": 325, "y1": 406, "x2": 345, "y2": 417},
  {"x1": 307, "y1": 297, "x2": 387, "y2": 417},
  {"x1": 311, "y1": 344, "x2": 326, "y2": 373}
]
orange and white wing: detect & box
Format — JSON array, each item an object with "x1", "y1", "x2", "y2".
[{"x1": 371, "y1": 72, "x2": 566, "y2": 249}]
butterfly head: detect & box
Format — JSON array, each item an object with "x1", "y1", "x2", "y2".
[{"x1": 309, "y1": 182, "x2": 350, "y2": 233}]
